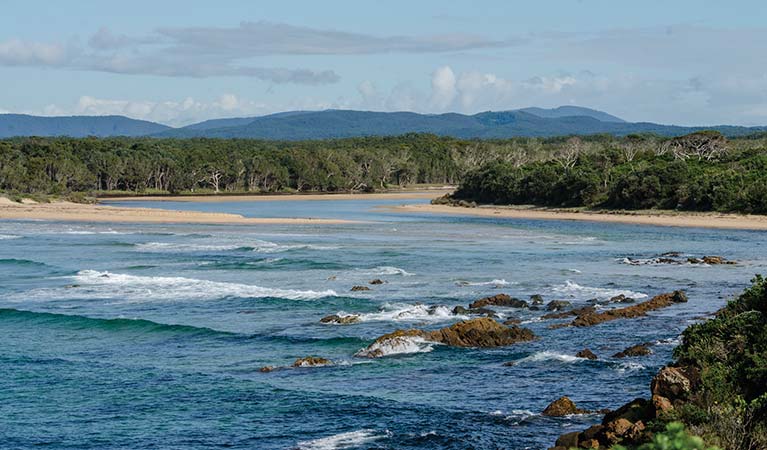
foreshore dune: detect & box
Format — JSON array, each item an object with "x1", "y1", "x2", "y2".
[
  {"x1": 0, "y1": 197, "x2": 351, "y2": 225},
  {"x1": 388, "y1": 203, "x2": 767, "y2": 231}
]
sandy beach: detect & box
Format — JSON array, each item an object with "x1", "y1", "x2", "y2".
[
  {"x1": 0, "y1": 197, "x2": 351, "y2": 225},
  {"x1": 389, "y1": 203, "x2": 767, "y2": 231},
  {"x1": 102, "y1": 189, "x2": 452, "y2": 203}
]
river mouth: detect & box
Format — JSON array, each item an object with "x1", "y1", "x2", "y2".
[{"x1": 1, "y1": 198, "x2": 762, "y2": 449}]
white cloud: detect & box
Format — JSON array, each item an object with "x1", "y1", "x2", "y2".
[
  {"x1": 429, "y1": 66, "x2": 457, "y2": 110},
  {"x1": 0, "y1": 39, "x2": 73, "y2": 66}
]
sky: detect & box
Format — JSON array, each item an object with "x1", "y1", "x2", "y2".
[{"x1": 2, "y1": 0, "x2": 767, "y2": 127}]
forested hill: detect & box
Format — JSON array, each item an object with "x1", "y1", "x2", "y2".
[
  {"x1": 2, "y1": 107, "x2": 765, "y2": 139},
  {"x1": 0, "y1": 114, "x2": 171, "y2": 138},
  {"x1": 157, "y1": 109, "x2": 766, "y2": 140}
]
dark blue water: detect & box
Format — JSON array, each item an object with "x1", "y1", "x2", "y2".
[{"x1": 1, "y1": 199, "x2": 765, "y2": 449}]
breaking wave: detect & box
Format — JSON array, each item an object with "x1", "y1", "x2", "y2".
[
  {"x1": 354, "y1": 335, "x2": 437, "y2": 358},
  {"x1": 18, "y1": 270, "x2": 337, "y2": 303},
  {"x1": 551, "y1": 281, "x2": 647, "y2": 301},
  {"x1": 295, "y1": 429, "x2": 391, "y2": 450}
]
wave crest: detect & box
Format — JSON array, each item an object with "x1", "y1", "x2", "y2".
[
  {"x1": 295, "y1": 429, "x2": 391, "y2": 450},
  {"x1": 551, "y1": 280, "x2": 647, "y2": 301}
]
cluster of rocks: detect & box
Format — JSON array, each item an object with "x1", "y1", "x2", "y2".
[
  {"x1": 349, "y1": 278, "x2": 387, "y2": 292},
  {"x1": 549, "y1": 365, "x2": 698, "y2": 449},
  {"x1": 549, "y1": 291, "x2": 687, "y2": 328},
  {"x1": 623, "y1": 252, "x2": 736, "y2": 266}
]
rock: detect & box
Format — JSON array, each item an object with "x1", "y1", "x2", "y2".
[
  {"x1": 613, "y1": 344, "x2": 652, "y2": 358},
  {"x1": 292, "y1": 356, "x2": 333, "y2": 367},
  {"x1": 652, "y1": 394, "x2": 674, "y2": 416},
  {"x1": 608, "y1": 294, "x2": 635, "y2": 304},
  {"x1": 543, "y1": 305, "x2": 597, "y2": 321},
  {"x1": 369, "y1": 279, "x2": 385, "y2": 285},
  {"x1": 452, "y1": 305, "x2": 498, "y2": 318},
  {"x1": 687, "y1": 257, "x2": 702, "y2": 264},
  {"x1": 356, "y1": 318, "x2": 536, "y2": 358},
  {"x1": 576, "y1": 348, "x2": 598, "y2": 360},
  {"x1": 661, "y1": 251, "x2": 682, "y2": 257},
  {"x1": 259, "y1": 366, "x2": 275, "y2": 373},
  {"x1": 542, "y1": 396, "x2": 588, "y2": 416},
  {"x1": 603, "y1": 398, "x2": 654, "y2": 425},
  {"x1": 530, "y1": 294, "x2": 544, "y2": 305},
  {"x1": 568, "y1": 291, "x2": 687, "y2": 327},
  {"x1": 702, "y1": 255, "x2": 736, "y2": 265},
  {"x1": 554, "y1": 431, "x2": 580, "y2": 449},
  {"x1": 469, "y1": 293, "x2": 528, "y2": 309},
  {"x1": 503, "y1": 318, "x2": 521, "y2": 326},
  {"x1": 580, "y1": 439, "x2": 600, "y2": 449},
  {"x1": 320, "y1": 314, "x2": 361, "y2": 324},
  {"x1": 350, "y1": 285, "x2": 370, "y2": 292},
  {"x1": 546, "y1": 300, "x2": 572, "y2": 311},
  {"x1": 651, "y1": 366, "x2": 692, "y2": 400},
  {"x1": 426, "y1": 318, "x2": 536, "y2": 347}
]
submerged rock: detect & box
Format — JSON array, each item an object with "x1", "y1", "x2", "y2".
[
  {"x1": 576, "y1": 348, "x2": 598, "y2": 360},
  {"x1": 259, "y1": 366, "x2": 275, "y2": 373},
  {"x1": 355, "y1": 318, "x2": 536, "y2": 358},
  {"x1": 530, "y1": 294, "x2": 545, "y2": 305},
  {"x1": 369, "y1": 279, "x2": 385, "y2": 285},
  {"x1": 613, "y1": 344, "x2": 653, "y2": 358},
  {"x1": 320, "y1": 314, "x2": 361, "y2": 324},
  {"x1": 350, "y1": 285, "x2": 371, "y2": 292},
  {"x1": 292, "y1": 356, "x2": 333, "y2": 367},
  {"x1": 469, "y1": 293, "x2": 528, "y2": 309},
  {"x1": 542, "y1": 396, "x2": 588, "y2": 416}
]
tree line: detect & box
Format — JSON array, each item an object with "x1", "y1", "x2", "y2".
[
  {"x1": 450, "y1": 131, "x2": 767, "y2": 214},
  {"x1": 1, "y1": 132, "x2": 767, "y2": 213}
]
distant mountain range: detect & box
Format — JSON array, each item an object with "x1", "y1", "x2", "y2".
[{"x1": 1, "y1": 107, "x2": 765, "y2": 140}]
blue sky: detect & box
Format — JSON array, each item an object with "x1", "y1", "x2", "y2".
[{"x1": 2, "y1": 0, "x2": 767, "y2": 126}]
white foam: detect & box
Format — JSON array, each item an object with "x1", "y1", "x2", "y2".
[
  {"x1": 551, "y1": 280, "x2": 647, "y2": 301},
  {"x1": 455, "y1": 279, "x2": 512, "y2": 287},
  {"x1": 0, "y1": 234, "x2": 21, "y2": 240},
  {"x1": 512, "y1": 351, "x2": 583, "y2": 365},
  {"x1": 136, "y1": 240, "x2": 338, "y2": 253},
  {"x1": 295, "y1": 429, "x2": 390, "y2": 450},
  {"x1": 20, "y1": 270, "x2": 336, "y2": 303},
  {"x1": 346, "y1": 303, "x2": 462, "y2": 323},
  {"x1": 355, "y1": 335, "x2": 437, "y2": 358},
  {"x1": 655, "y1": 337, "x2": 682, "y2": 346},
  {"x1": 357, "y1": 266, "x2": 414, "y2": 277},
  {"x1": 615, "y1": 361, "x2": 646, "y2": 373}
]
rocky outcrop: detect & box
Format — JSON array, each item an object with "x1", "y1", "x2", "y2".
[
  {"x1": 369, "y1": 279, "x2": 384, "y2": 285},
  {"x1": 542, "y1": 396, "x2": 588, "y2": 416},
  {"x1": 576, "y1": 348, "x2": 598, "y2": 360},
  {"x1": 350, "y1": 285, "x2": 370, "y2": 292},
  {"x1": 613, "y1": 344, "x2": 653, "y2": 358},
  {"x1": 452, "y1": 305, "x2": 499, "y2": 318},
  {"x1": 469, "y1": 293, "x2": 528, "y2": 309},
  {"x1": 689, "y1": 255, "x2": 736, "y2": 265},
  {"x1": 622, "y1": 253, "x2": 736, "y2": 266},
  {"x1": 546, "y1": 300, "x2": 572, "y2": 311},
  {"x1": 355, "y1": 318, "x2": 536, "y2": 358},
  {"x1": 293, "y1": 356, "x2": 333, "y2": 367},
  {"x1": 320, "y1": 314, "x2": 361, "y2": 324},
  {"x1": 559, "y1": 291, "x2": 687, "y2": 328},
  {"x1": 542, "y1": 305, "x2": 596, "y2": 320}
]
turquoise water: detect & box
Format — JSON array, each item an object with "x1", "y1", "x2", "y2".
[{"x1": 1, "y1": 199, "x2": 765, "y2": 449}]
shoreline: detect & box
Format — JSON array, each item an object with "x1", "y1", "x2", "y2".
[
  {"x1": 0, "y1": 198, "x2": 352, "y2": 225},
  {"x1": 99, "y1": 188, "x2": 452, "y2": 203},
  {"x1": 388, "y1": 204, "x2": 767, "y2": 231}
]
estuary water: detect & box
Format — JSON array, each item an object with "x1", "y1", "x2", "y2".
[{"x1": 1, "y1": 198, "x2": 765, "y2": 449}]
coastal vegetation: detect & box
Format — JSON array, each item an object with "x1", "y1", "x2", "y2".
[
  {"x1": 551, "y1": 276, "x2": 767, "y2": 450},
  {"x1": 2, "y1": 132, "x2": 767, "y2": 214}
]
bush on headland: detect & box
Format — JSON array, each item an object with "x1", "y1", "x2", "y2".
[
  {"x1": 451, "y1": 132, "x2": 767, "y2": 214},
  {"x1": 550, "y1": 276, "x2": 767, "y2": 450}
]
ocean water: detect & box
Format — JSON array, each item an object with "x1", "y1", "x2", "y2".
[{"x1": 1, "y1": 198, "x2": 765, "y2": 449}]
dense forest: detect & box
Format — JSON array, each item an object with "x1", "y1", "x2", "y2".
[
  {"x1": 450, "y1": 131, "x2": 767, "y2": 214},
  {"x1": 2, "y1": 131, "x2": 767, "y2": 214}
]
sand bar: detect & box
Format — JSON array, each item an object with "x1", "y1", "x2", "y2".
[
  {"x1": 101, "y1": 189, "x2": 452, "y2": 203},
  {"x1": 389, "y1": 203, "x2": 767, "y2": 231},
  {"x1": 0, "y1": 197, "x2": 351, "y2": 225}
]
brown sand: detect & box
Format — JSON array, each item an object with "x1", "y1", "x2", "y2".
[
  {"x1": 0, "y1": 198, "x2": 351, "y2": 225},
  {"x1": 388, "y1": 204, "x2": 767, "y2": 231}
]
